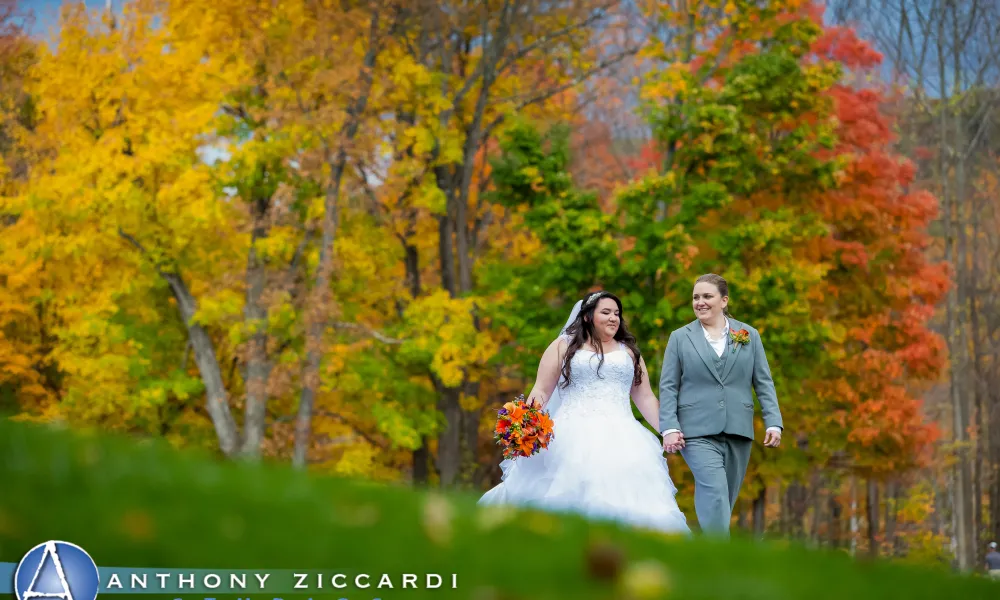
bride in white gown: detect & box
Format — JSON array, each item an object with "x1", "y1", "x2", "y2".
[{"x1": 478, "y1": 291, "x2": 690, "y2": 535}]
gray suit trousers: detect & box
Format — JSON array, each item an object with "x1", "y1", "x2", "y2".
[{"x1": 680, "y1": 433, "x2": 752, "y2": 536}]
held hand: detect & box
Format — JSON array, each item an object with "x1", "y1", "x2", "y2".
[
  {"x1": 662, "y1": 432, "x2": 685, "y2": 454},
  {"x1": 763, "y1": 428, "x2": 782, "y2": 448}
]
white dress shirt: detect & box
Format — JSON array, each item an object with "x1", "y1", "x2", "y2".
[{"x1": 661, "y1": 318, "x2": 781, "y2": 437}]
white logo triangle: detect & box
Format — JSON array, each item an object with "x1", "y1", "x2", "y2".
[{"x1": 22, "y1": 541, "x2": 75, "y2": 600}]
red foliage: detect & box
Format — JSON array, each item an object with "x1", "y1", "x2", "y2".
[
  {"x1": 811, "y1": 9, "x2": 948, "y2": 474},
  {"x1": 624, "y1": 141, "x2": 662, "y2": 176},
  {"x1": 812, "y1": 24, "x2": 883, "y2": 70},
  {"x1": 608, "y1": 2, "x2": 946, "y2": 476},
  {"x1": 569, "y1": 120, "x2": 634, "y2": 210}
]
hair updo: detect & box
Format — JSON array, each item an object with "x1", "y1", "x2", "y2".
[{"x1": 695, "y1": 273, "x2": 732, "y2": 318}]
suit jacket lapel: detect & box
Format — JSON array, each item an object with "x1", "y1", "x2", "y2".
[
  {"x1": 684, "y1": 321, "x2": 724, "y2": 385},
  {"x1": 720, "y1": 319, "x2": 744, "y2": 382}
]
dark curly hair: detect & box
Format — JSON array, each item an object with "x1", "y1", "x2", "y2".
[{"x1": 560, "y1": 291, "x2": 643, "y2": 388}]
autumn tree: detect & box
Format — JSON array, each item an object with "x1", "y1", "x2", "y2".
[
  {"x1": 0, "y1": 0, "x2": 42, "y2": 416},
  {"x1": 481, "y1": 120, "x2": 618, "y2": 380},
  {"x1": 0, "y1": 2, "x2": 233, "y2": 445},
  {"x1": 829, "y1": 0, "x2": 1000, "y2": 567},
  {"x1": 327, "y1": 0, "x2": 641, "y2": 487},
  {"x1": 618, "y1": 0, "x2": 842, "y2": 457},
  {"x1": 1, "y1": 0, "x2": 394, "y2": 463},
  {"x1": 611, "y1": 1, "x2": 945, "y2": 544}
]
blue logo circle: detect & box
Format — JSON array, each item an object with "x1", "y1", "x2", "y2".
[{"x1": 14, "y1": 541, "x2": 100, "y2": 600}]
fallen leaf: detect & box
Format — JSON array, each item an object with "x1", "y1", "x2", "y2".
[{"x1": 422, "y1": 493, "x2": 453, "y2": 546}]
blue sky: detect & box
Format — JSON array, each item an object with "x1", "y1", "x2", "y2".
[{"x1": 24, "y1": 0, "x2": 125, "y2": 40}]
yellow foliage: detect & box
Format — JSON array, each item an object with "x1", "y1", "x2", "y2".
[
  {"x1": 402, "y1": 291, "x2": 500, "y2": 388},
  {"x1": 334, "y1": 443, "x2": 379, "y2": 479},
  {"x1": 0, "y1": 0, "x2": 635, "y2": 482},
  {"x1": 0, "y1": 0, "x2": 246, "y2": 427}
]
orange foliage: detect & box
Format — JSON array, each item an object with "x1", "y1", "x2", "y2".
[{"x1": 811, "y1": 16, "x2": 948, "y2": 475}]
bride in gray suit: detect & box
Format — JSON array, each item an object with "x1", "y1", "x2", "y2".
[{"x1": 658, "y1": 274, "x2": 784, "y2": 537}]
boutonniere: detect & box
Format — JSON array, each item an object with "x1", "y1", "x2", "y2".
[{"x1": 729, "y1": 328, "x2": 750, "y2": 353}]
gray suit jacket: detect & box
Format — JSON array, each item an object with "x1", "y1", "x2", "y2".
[{"x1": 658, "y1": 319, "x2": 783, "y2": 440}]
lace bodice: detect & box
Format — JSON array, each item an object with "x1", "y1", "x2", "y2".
[{"x1": 555, "y1": 345, "x2": 635, "y2": 419}]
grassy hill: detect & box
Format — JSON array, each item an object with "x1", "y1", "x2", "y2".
[{"x1": 0, "y1": 418, "x2": 995, "y2": 600}]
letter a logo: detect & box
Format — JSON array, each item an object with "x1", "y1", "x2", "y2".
[
  {"x1": 23, "y1": 542, "x2": 74, "y2": 600},
  {"x1": 14, "y1": 541, "x2": 100, "y2": 600}
]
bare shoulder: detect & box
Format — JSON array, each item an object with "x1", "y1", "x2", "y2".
[
  {"x1": 625, "y1": 346, "x2": 646, "y2": 368},
  {"x1": 548, "y1": 335, "x2": 570, "y2": 356}
]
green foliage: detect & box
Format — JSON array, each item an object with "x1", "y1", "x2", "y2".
[
  {"x1": 0, "y1": 419, "x2": 994, "y2": 599},
  {"x1": 481, "y1": 121, "x2": 619, "y2": 370},
  {"x1": 487, "y1": 121, "x2": 619, "y2": 293},
  {"x1": 614, "y1": 7, "x2": 846, "y2": 372}
]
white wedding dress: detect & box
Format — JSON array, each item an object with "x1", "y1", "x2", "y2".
[{"x1": 478, "y1": 339, "x2": 690, "y2": 535}]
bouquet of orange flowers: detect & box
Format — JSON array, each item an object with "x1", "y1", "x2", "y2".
[{"x1": 493, "y1": 394, "x2": 555, "y2": 460}]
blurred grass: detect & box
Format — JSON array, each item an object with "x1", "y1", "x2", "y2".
[{"x1": 0, "y1": 418, "x2": 996, "y2": 600}]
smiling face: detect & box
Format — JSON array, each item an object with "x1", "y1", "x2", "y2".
[
  {"x1": 692, "y1": 281, "x2": 728, "y2": 323},
  {"x1": 589, "y1": 297, "x2": 621, "y2": 341}
]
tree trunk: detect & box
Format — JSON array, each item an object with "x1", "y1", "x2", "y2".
[
  {"x1": 403, "y1": 241, "x2": 430, "y2": 486},
  {"x1": 969, "y1": 147, "x2": 986, "y2": 549},
  {"x1": 451, "y1": 1, "x2": 512, "y2": 294},
  {"x1": 850, "y1": 476, "x2": 859, "y2": 556},
  {"x1": 829, "y1": 492, "x2": 843, "y2": 549},
  {"x1": 752, "y1": 482, "x2": 767, "y2": 538},
  {"x1": 460, "y1": 380, "x2": 483, "y2": 485},
  {"x1": 810, "y1": 470, "x2": 823, "y2": 545},
  {"x1": 164, "y1": 271, "x2": 241, "y2": 456},
  {"x1": 935, "y1": 8, "x2": 972, "y2": 568},
  {"x1": 885, "y1": 480, "x2": 900, "y2": 556},
  {"x1": 784, "y1": 481, "x2": 808, "y2": 540},
  {"x1": 427, "y1": 1, "x2": 518, "y2": 488},
  {"x1": 412, "y1": 436, "x2": 430, "y2": 486},
  {"x1": 947, "y1": 0, "x2": 977, "y2": 568},
  {"x1": 435, "y1": 386, "x2": 463, "y2": 486},
  {"x1": 119, "y1": 229, "x2": 241, "y2": 457},
  {"x1": 991, "y1": 385, "x2": 1000, "y2": 543},
  {"x1": 866, "y1": 478, "x2": 880, "y2": 557},
  {"x1": 294, "y1": 8, "x2": 386, "y2": 468},
  {"x1": 241, "y1": 188, "x2": 272, "y2": 459},
  {"x1": 436, "y1": 211, "x2": 457, "y2": 296}
]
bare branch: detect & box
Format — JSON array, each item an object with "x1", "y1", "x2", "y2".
[
  {"x1": 483, "y1": 47, "x2": 639, "y2": 139},
  {"x1": 332, "y1": 321, "x2": 405, "y2": 344},
  {"x1": 493, "y1": 4, "x2": 614, "y2": 76}
]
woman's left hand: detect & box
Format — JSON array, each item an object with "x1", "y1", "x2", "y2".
[{"x1": 763, "y1": 427, "x2": 782, "y2": 447}]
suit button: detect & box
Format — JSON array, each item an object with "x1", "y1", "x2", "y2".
[
  {"x1": 717, "y1": 384, "x2": 723, "y2": 390},
  {"x1": 719, "y1": 401, "x2": 724, "y2": 407}
]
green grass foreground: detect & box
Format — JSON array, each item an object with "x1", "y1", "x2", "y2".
[{"x1": 0, "y1": 419, "x2": 994, "y2": 600}]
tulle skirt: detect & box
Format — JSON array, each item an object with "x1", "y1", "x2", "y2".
[{"x1": 478, "y1": 409, "x2": 691, "y2": 535}]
